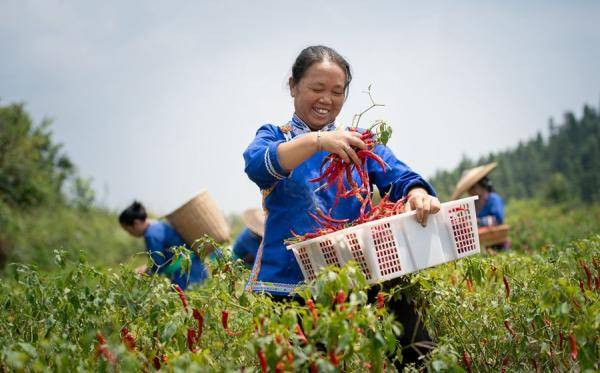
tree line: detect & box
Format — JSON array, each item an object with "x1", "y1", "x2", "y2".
[{"x1": 429, "y1": 102, "x2": 600, "y2": 203}]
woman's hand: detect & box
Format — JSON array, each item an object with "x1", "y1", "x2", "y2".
[
  {"x1": 407, "y1": 187, "x2": 441, "y2": 227},
  {"x1": 319, "y1": 130, "x2": 368, "y2": 166},
  {"x1": 278, "y1": 129, "x2": 367, "y2": 171},
  {"x1": 135, "y1": 265, "x2": 148, "y2": 275}
]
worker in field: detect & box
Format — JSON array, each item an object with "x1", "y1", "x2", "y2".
[
  {"x1": 451, "y1": 162, "x2": 509, "y2": 250},
  {"x1": 119, "y1": 201, "x2": 208, "y2": 289},
  {"x1": 232, "y1": 208, "x2": 264, "y2": 267},
  {"x1": 243, "y1": 45, "x2": 440, "y2": 368}
]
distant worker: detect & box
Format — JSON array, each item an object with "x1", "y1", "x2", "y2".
[
  {"x1": 232, "y1": 208, "x2": 264, "y2": 267},
  {"x1": 451, "y1": 162, "x2": 509, "y2": 250},
  {"x1": 119, "y1": 201, "x2": 208, "y2": 289}
]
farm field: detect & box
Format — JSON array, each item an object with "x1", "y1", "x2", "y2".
[{"x1": 1, "y1": 201, "x2": 598, "y2": 372}]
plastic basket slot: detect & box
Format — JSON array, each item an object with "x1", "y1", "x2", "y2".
[
  {"x1": 449, "y1": 203, "x2": 478, "y2": 254},
  {"x1": 345, "y1": 232, "x2": 372, "y2": 281},
  {"x1": 370, "y1": 222, "x2": 402, "y2": 276},
  {"x1": 319, "y1": 239, "x2": 340, "y2": 267},
  {"x1": 297, "y1": 246, "x2": 316, "y2": 281}
]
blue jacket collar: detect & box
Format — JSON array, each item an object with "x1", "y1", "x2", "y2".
[{"x1": 291, "y1": 114, "x2": 336, "y2": 136}]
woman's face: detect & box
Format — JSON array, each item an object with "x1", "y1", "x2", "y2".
[
  {"x1": 121, "y1": 219, "x2": 146, "y2": 238},
  {"x1": 289, "y1": 60, "x2": 347, "y2": 130},
  {"x1": 468, "y1": 184, "x2": 487, "y2": 198}
]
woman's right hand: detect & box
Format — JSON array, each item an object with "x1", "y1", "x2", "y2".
[{"x1": 319, "y1": 130, "x2": 368, "y2": 166}]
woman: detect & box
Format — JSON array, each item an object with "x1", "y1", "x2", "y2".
[
  {"x1": 451, "y1": 162, "x2": 508, "y2": 250},
  {"x1": 119, "y1": 201, "x2": 208, "y2": 290},
  {"x1": 243, "y1": 45, "x2": 441, "y2": 365},
  {"x1": 232, "y1": 208, "x2": 264, "y2": 267}
]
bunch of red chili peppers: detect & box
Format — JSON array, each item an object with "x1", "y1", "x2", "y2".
[{"x1": 287, "y1": 121, "x2": 409, "y2": 243}]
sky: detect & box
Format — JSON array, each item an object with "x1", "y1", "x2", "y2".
[{"x1": 1, "y1": 1, "x2": 599, "y2": 216}]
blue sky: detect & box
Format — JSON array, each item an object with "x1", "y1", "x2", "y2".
[{"x1": 1, "y1": 1, "x2": 599, "y2": 215}]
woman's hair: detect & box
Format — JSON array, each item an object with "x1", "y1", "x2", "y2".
[
  {"x1": 290, "y1": 45, "x2": 352, "y2": 95},
  {"x1": 477, "y1": 176, "x2": 494, "y2": 193},
  {"x1": 119, "y1": 201, "x2": 147, "y2": 226}
]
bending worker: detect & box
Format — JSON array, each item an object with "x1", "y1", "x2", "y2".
[
  {"x1": 232, "y1": 208, "x2": 264, "y2": 267},
  {"x1": 119, "y1": 201, "x2": 208, "y2": 289}
]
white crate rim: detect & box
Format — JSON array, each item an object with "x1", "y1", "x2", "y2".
[{"x1": 286, "y1": 196, "x2": 479, "y2": 251}]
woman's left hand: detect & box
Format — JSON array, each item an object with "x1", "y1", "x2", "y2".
[{"x1": 407, "y1": 188, "x2": 441, "y2": 227}]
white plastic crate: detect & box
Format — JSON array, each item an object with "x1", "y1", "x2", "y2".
[{"x1": 286, "y1": 196, "x2": 480, "y2": 284}]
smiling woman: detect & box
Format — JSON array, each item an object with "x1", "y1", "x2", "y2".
[{"x1": 242, "y1": 45, "x2": 441, "y2": 368}]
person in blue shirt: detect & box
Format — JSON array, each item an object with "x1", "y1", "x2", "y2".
[
  {"x1": 232, "y1": 208, "x2": 264, "y2": 267},
  {"x1": 469, "y1": 176, "x2": 505, "y2": 227},
  {"x1": 452, "y1": 162, "x2": 508, "y2": 250},
  {"x1": 243, "y1": 45, "x2": 441, "y2": 367},
  {"x1": 119, "y1": 201, "x2": 208, "y2": 290}
]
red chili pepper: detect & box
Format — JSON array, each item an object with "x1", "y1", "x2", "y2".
[
  {"x1": 579, "y1": 279, "x2": 586, "y2": 294},
  {"x1": 193, "y1": 307, "x2": 204, "y2": 339},
  {"x1": 376, "y1": 292, "x2": 385, "y2": 309},
  {"x1": 275, "y1": 361, "x2": 285, "y2": 373},
  {"x1": 257, "y1": 349, "x2": 267, "y2": 373},
  {"x1": 461, "y1": 351, "x2": 472, "y2": 373},
  {"x1": 466, "y1": 278, "x2": 474, "y2": 292},
  {"x1": 335, "y1": 290, "x2": 347, "y2": 305},
  {"x1": 568, "y1": 332, "x2": 578, "y2": 360},
  {"x1": 120, "y1": 327, "x2": 136, "y2": 351},
  {"x1": 580, "y1": 260, "x2": 592, "y2": 290},
  {"x1": 152, "y1": 356, "x2": 161, "y2": 370},
  {"x1": 357, "y1": 150, "x2": 387, "y2": 171},
  {"x1": 174, "y1": 284, "x2": 189, "y2": 313},
  {"x1": 572, "y1": 298, "x2": 581, "y2": 309},
  {"x1": 307, "y1": 299, "x2": 318, "y2": 322},
  {"x1": 595, "y1": 276, "x2": 600, "y2": 291},
  {"x1": 95, "y1": 332, "x2": 116, "y2": 366},
  {"x1": 504, "y1": 319, "x2": 517, "y2": 338},
  {"x1": 329, "y1": 350, "x2": 340, "y2": 367},
  {"x1": 501, "y1": 356, "x2": 509, "y2": 373},
  {"x1": 187, "y1": 328, "x2": 200, "y2": 353},
  {"x1": 294, "y1": 324, "x2": 308, "y2": 345},
  {"x1": 502, "y1": 275, "x2": 510, "y2": 300},
  {"x1": 221, "y1": 310, "x2": 239, "y2": 336},
  {"x1": 287, "y1": 350, "x2": 294, "y2": 364},
  {"x1": 310, "y1": 362, "x2": 318, "y2": 373},
  {"x1": 559, "y1": 331, "x2": 564, "y2": 349}
]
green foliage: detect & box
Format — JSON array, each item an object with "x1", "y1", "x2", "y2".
[
  {"x1": 416, "y1": 236, "x2": 600, "y2": 371},
  {"x1": 430, "y1": 103, "x2": 600, "y2": 203},
  {"x1": 1, "y1": 204, "x2": 139, "y2": 272},
  {"x1": 506, "y1": 199, "x2": 600, "y2": 251},
  {"x1": 0, "y1": 103, "x2": 74, "y2": 207}
]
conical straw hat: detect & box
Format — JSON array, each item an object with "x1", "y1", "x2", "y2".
[
  {"x1": 166, "y1": 189, "x2": 231, "y2": 244},
  {"x1": 242, "y1": 208, "x2": 265, "y2": 237},
  {"x1": 450, "y1": 162, "x2": 497, "y2": 200}
]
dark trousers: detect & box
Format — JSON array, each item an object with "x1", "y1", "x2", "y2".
[
  {"x1": 367, "y1": 281, "x2": 432, "y2": 370},
  {"x1": 270, "y1": 280, "x2": 432, "y2": 370}
]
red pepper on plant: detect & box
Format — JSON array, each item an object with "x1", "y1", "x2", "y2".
[
  {"x1": 294, "y1": 324, "x2": 308, "y2": 345},
  {"x1": 221, "y1": 310, "x2": 239, "y2": 336},
  {"x1": 502, "y1": 275, "x2": 510, "y2": 300},
  {"x1": 504, "y1": 319, "x2": 517, "y2": 338},
  {"x1": 174, "y1": 284, "x2": 189, "y2": 313},
  {"x1": 306, "y1": 299, "x2": 318, "y2": 322},
  {"x1": 329, "y1": 349, "x2": 340, "y2": 367},
  {"x1": 95, "y1": 332, "x2": 116, "y2": 366},
  {"x1": 120, "y1": 327, "x2": 136, "y2": 351},
  {"x1": 187, "y1": 328, "x2": 200, "y2": 353},
  {"x1": 461, "y1": 351, "x2": 472, "y2": 373},
  {"x1": 193, "y1": 307, "x2": 204, "y2": 339},
  {"x1": 257, "y1": 349, "x2": 267, "y2": 373},
  {"x1": 580, "y1": 260, "x2": 592, "y2": 290},
  {"x1": 376, "y1": 291, "x2": 385, "y2": 309},
  {"x1": 568, "y1": 332, "x2": 578, "y2": 360}
]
